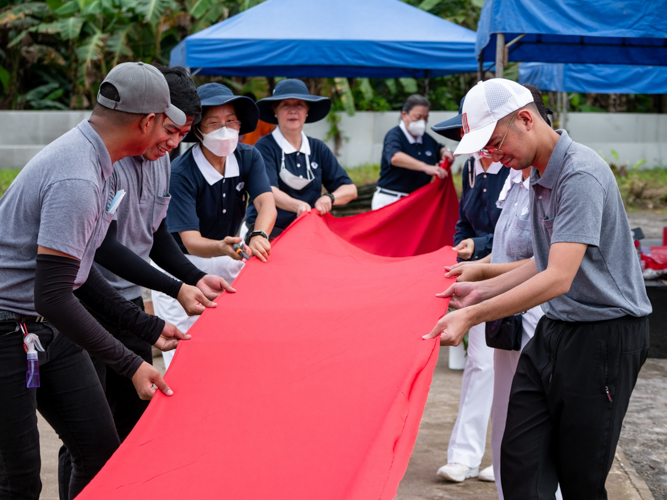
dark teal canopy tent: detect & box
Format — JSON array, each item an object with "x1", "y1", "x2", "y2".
[{"x1": 170, "y1": 0, "x2": 479, "y2": 78}]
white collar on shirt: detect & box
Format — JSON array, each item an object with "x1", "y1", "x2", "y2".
[
  {"x1": 192, "y1": 143, "x2": 240, "y2": 186},
  {"x1": 399, "y1": 120, "x2": 422, "y2": 144},
  {"x1": 473, "y1": 156, "x2": 504, "y2": 176},
  {"x1": 272, "y1": 128, "x2": 310, "y2": 155},
  {"x1": 497, "y1": 167, "x2": 530, "y2": 204}
]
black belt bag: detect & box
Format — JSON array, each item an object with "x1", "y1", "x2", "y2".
[{"x1": 485, "y1": 313, "x2": 523, "y2": 351}]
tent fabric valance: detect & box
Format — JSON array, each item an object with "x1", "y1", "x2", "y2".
[
  {"x1": 519, "y1": 62, "x2": 667, "y2": 94},
  {"x1": 170, "y1": 0, "x2": 479, "y2": 78},
  {"x1": 476, "y1": 0, "x2": 667, "y2": 66}
]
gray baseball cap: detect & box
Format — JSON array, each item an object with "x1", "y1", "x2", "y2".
[{"x1": 97, "y1": 62, "x2": 186, "y2": 126}]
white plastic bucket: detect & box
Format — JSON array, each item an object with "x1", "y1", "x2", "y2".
[{"x1": 448, "y1": 343, "x2": 467, "y2": 370}]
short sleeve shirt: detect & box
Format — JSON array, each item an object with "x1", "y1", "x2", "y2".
[
  {"x1": 530, "y1": 130, "x2": 651, "y2": 321},
  {"x1": 167, "y1": 143, "x2": 272, "y2": 252},
  {"x1": 0, "y1": 121, "x2": 114, "y2": 315},
  {"x1": 246, "y1": 129, "x2": 354, "y2": 229},
  {"x1": 377, "y1": 122, "x2": 444, "y2": 194},
  {"x1": 94, "y1": 154, "x2": 171, "y2": 300},
  {"x1": 491, "y1": 169, "x2": 533, "y2": 264}
]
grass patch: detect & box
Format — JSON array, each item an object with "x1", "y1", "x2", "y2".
[
  {"x1": 0, "y1": 169, "x2": 21, "y2": 198},
  {"x1": 616, "y1": 167, "x2": 667, "y2": 212},
  {"x1": 345, "y1": 163, "x2": 380, "y2": 186}
]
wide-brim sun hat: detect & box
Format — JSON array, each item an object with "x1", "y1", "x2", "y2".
[
  {"x1": 431, "y1": 97, "x2": 465, "y2": 142},
  {"x1": 183, "y1": 83, "x2": 259, "y2": 142},
  {"x1": 453, "y1": 79, "x2": 534, "y2": 157},
  {"x1": 256, "y1": 79, "x2": 331, "y2": 125}
]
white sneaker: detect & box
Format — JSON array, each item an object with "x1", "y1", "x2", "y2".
[
  {"x1": 478, "y1": 465, "x2": 495, "y2": 482},
  {"x1": 436, "y1": 463, "x2": 479, "y2": 482}
]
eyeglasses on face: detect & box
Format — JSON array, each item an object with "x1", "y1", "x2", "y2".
[
  {"x1": 203, "y1": 120, "x2": 242, "y2": 132},
  {"x1": 478, "y1": 111, "x2": 518, "y2": 159}
]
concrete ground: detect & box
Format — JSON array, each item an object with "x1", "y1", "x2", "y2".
[{"x1": 36, "y1": 348, "x2": 663, "y2": 499}]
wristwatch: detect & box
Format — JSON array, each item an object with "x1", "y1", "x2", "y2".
[
  {"x1": 249, "y1": 230, "x2": 269, "y2": 240},
  {"x1": 324, "y1": 192, "x2": 335, "y2": 204}
]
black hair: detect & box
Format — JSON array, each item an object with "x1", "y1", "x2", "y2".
[
  {"x1": 157, "y1": 66, "x2": 202, "y2": 124},
  {"x1": 522, "y1": 84, "x2": 553, "y2": 128},
  {"x1": 402, "y1": 94, "x2": 430, "y2": 114},
  {"x1": 99, "y1": 82, "x2": 120, "y2": 101}
]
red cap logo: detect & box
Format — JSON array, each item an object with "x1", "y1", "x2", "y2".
[{"x1": 462, "y1": 113, "x2": 470, "y2": 134}]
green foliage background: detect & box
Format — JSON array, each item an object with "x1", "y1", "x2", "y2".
[{"x1": 0, "y1": 0, "x2": 663, "y2": 114}]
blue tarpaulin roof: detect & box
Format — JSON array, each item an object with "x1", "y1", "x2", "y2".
[
  {"x1": 476, "y1": 0, "x2": 667, "y2": 66},
  {"x1": 519, "y1": 63, "x2": 667, "y2": 94},
  {"x1": 170, "y1": 0, "x2": 479, "y2": 78}
]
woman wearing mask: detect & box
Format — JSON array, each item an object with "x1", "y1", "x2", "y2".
[
  {"x1": 152, "y1": 83, "x2": 277, "y2": 369},
  {"x1": 371, "y1": 94, "x2": 454, "y2": 210},
  {"x1": 244, "y1": 79, "x2": 357, "y2": 238},
  {"x1": 444, "y1": 86, "x2": 561, "y2": 500}
]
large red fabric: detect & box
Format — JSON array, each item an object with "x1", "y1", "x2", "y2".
[
  {"x1": 78, "y1": 180, "x2": 458, "y2": 500},
  {"x1": 324, "y1": 176, "x2": 459, "y2": 257}
]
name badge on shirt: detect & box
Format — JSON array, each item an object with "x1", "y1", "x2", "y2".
[
  {"x1": 425, "y1": 150, "x2": 433, "y2": 157},
  {"x1": 236, "y1": 182, "x2": 245, "y2": 191},
  {"x1": 312, "y1": 162, "x2": 319, "y2": 169}
]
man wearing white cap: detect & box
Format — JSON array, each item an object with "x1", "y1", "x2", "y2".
[{"x1": 424, "y1": 78, "x2": 651, "y2": 499}]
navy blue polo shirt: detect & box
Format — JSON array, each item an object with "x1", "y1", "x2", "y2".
[
  {"x1": 454, "y1": 156, "x2": 510, "y2": 261},
  {"x1": 246, "y1": 129, "x2": 353, "y2": 229},
  {"x1": 377, "y1": 122, "x2": 444, "y2": 194},
  {"x1": 166, "y1": 143, "x2": 272, "y2": 253}
]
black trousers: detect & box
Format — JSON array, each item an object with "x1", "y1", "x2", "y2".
[
  {"x1": 501, "y1": 315, "x2": 650, "y2": 500},
  {"x1": 0, "y1": 321, "x2": 119, "y2": 500},
  {"x1": 58, "y1": 296, "x2": 152, "y2": 500}
]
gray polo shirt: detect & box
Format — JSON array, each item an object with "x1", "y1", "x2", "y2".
[
  {"x1": 0, "y1": 121, "x2": 115, "y2": 315},
  {"x1": 95, "y1": 155, "x2": 171, "y2": 300},
  {"x1": 530, "y1": 130, "x2": 651, "y2": 322}
]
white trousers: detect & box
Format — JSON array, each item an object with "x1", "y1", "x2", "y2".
[
  {"x1": 447, "y1": 322, "x2": 494, "y2": 468},
  {"x1": 490, "y1": 306, "x2": 562, "y2": 500},
  {"x1": 370, "y1": 188, "x2": 407, "y2": 210},
  {"x1": 151, "y1": 254, "x2": 244, "y2": 370}
]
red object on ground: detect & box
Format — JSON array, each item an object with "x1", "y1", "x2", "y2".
[
  {"x1": 78, "y1": 180, "x2": 458, "y2": 500},
  {"x1": 324, "y1": 176, "x2": 459, "y2": 257},
  {"x1": 643, "y1": 246, "x2": 667, "y2": 270}
]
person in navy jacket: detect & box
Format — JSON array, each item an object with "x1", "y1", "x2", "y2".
[
  {"x1": 372, "y1": 94, "x2": 454, "y2": 210},
  {"x1": 429, "y1": 97, "x2": 509, "y2": 486},
  {"x1": 152, "y1": 83, "x2": 277, "y2": 369},
  {"x1": 244, "y1": 79, "x2": 357, "y2": 237}
]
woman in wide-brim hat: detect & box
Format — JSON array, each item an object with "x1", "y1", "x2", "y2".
[
  {"x1": 243, "y1": 79, "x2": 357, "y2": 238},
  {"x1": 154, "y1": 82, "x2": 278, "y2": 370}
]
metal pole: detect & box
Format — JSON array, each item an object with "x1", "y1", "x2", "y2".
[
  {"x1": 562, "y1": 92, "x2": 568, "y2": 131},
  {"x1": 495, "y1": 33, "x2": 505, "y2": 78},
  {"x1": 478, "y1": 56, "x2": 484, "y2": 82}
]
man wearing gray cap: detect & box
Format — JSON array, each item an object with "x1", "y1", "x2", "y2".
[
  {"x1": 0, "y1": 62, "x2": 187, "y2": 499},
  {"x1": 424, "y1": 78, "x2": 651, "y2": 499}
]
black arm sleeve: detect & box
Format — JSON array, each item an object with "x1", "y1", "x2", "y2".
[
  {"x1": 95, "y1": 220, "x2": 183, "y2": 298},
  {"x1": 34, "y1": 254, "x2": 144, "y2": 378},
  {"x1": 74, "y1": 265, "x2": 164, "y2": 345},
  {"x1": 149, "y1": 219, "x2": 207, "y2": 286}
]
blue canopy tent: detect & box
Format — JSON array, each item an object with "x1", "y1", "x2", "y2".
[
  {"x1": 476, "y1": 0, "x2": 667, "y2": 68},
  {"x1": 519, "y1": 63, "x2": 667, "y2": 94},
  {"x1": 170, "y1": 0, "x2": 479, "y2": 78}
]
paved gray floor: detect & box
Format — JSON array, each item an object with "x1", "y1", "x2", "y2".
[{"x1": 36, "y1": 349, "x2": 662, "y2": 499}]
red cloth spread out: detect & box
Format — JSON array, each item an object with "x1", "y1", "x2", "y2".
[
  {"x1": 78, "y1": 178, "x2": 459, "y2": 500},
  {"x1": 324, "y1": 176, "x2": 459, "y2": 257}
]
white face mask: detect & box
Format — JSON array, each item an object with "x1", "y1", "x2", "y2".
[
  {"x1": 408, "y1": 119, "x2": 426, "y2": 137},
  {"x1": 201, "y1": 127, "x2": 239, "y2": 157},
  {"x1": 278, "y1": 149, "x2": 315, "y2": 191}
]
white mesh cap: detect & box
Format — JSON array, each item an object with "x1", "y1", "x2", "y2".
[{"x1": 453, "y1": 79, "x2": 534, "y2": 157}]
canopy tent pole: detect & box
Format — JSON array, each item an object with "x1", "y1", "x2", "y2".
[
  {"x1": 495, "y1": 33, "x2": 505, "y2": 78},
  {"x1": 478, "y1": 56, "x2": 484, "y2": 82}
]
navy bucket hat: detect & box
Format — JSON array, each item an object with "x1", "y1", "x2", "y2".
[
  {"x1": 256, "y1": 79, "x2": 331, "y2": 125},
  {"x1": 431, "y1": 96, "x2": 465, "y2": 142},
  {"x1": 184, "y1": 83, "x2": 259, "y2": 142}
]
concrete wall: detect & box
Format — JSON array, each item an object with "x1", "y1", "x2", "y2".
[{"x1": 1, "y1": 110, "x2": 665, "y2": 170}]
